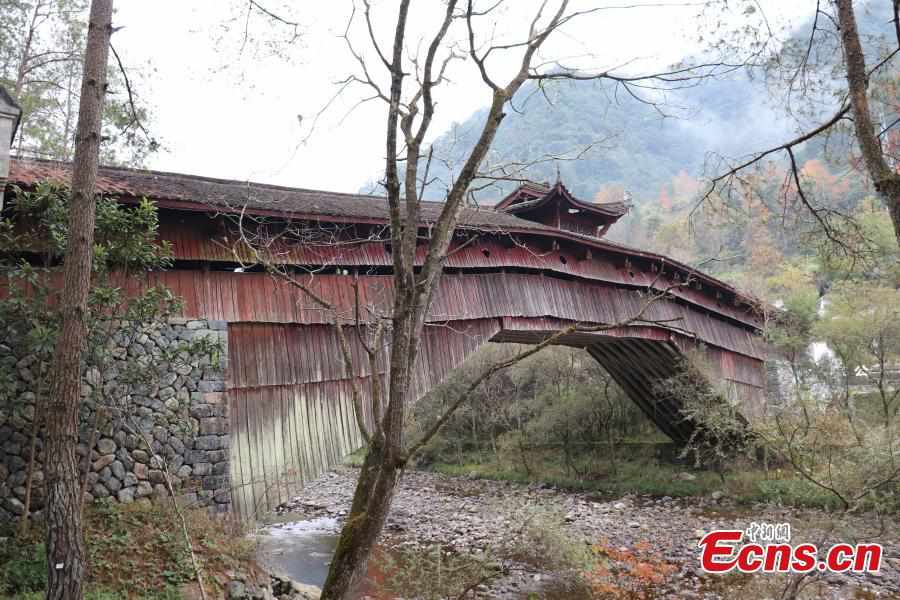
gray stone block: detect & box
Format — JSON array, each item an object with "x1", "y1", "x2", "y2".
[
  {"x1": 3, "y1": 497, "x2": 25, "y2": 515},
  {"x1": 117, "y1": 487, "x2": 135, "y2": 504},
  {"x1": 194, "y1": 436, "x2": 226, "y2": 451},
  {"x1": 97, "y1": 438, "x2": 116, "y2": 456},
  {"x1": 135, "y1": 481, "x2": 153, "y2": 498},
  {"x1": 198, "y1": 380, "x2": 225, "y2": 393},
  {"x1": 202, "y1": 476, "x2": 228, "y2": 491},
  {"x1": 199, "y1": 417, "x2": 227, "y2": 435},
  {"x1": 92, "y1": 454, "x2": 115, "y2": 472}
]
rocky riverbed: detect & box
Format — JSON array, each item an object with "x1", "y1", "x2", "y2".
[{"x1": 267, "y1": 467, "x2": 900, "y2": 599}]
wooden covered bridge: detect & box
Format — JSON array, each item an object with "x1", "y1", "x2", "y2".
[{"x1": 4, "y1": 158, "x2": 768, "y2": 516}]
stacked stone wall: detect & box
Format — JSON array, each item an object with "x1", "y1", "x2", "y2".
[{"x1": 0, "y1": 318, "x2": 230, "y2": 522}]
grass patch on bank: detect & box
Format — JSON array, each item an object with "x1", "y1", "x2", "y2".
[
  {"x1": 1, "y1": 500, "x2": 256, "y2": 600},
  {"x1": 426, "y1": 453, "x2": 865, "y2": 512},
  {"x1": 430, "y1": 457, "x2": 725, "y2": 499}
]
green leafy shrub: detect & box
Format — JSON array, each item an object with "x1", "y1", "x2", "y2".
[{"x1": 0, "y1": 542, "x2": 46, "y2": 596}]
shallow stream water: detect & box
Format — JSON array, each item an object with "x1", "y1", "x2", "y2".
[{"x1": 257, "y1": 516, "x2": 341, "y2": 588}]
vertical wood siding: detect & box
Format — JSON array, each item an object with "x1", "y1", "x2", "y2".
[{"x1": 226, "y1": 319, "x2": 501, "y2": 518}]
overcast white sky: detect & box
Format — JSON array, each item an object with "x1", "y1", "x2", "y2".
[{"x1": 112, "y1": 1, "x2": 811, "y2": 194}]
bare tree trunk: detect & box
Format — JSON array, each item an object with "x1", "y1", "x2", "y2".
[
  {"x1": 43, "y1": 2, "x2": 113, "y2": 599},
  {"x1": 835, "y1": 0, "x2": 900, "y2": 245},
  {"x1": 320, "y1": 442, "x2": 400, "y2": 599},
  {"x1": 307, "y1": 1, "x2": 690, "y2": 596}
]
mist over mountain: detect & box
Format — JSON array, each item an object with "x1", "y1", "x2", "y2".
[
  {"x1": 409, "y1": 3, "x2": 894, "y2": 217},
  {"x1": 422, "y1": 73, "x2": 797, "y2": 205}
]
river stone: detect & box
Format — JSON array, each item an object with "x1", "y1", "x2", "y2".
[
  {"x1": 153, "y1": 426, "x2": 168, "y2": 444},
  {"x1": 133, "y1": 462, "x2": 148, "y2": 480},
  {"x1": 168, "y1": 454, "x2": 184, "y2": 472},
  {"x1": 96, "y1": 438, "x2": 117, "y2": 456},
  {"x1": 135, "y1": 481, "x2": 153, "y2": 498},
  {"x1": 92, "y1": 455, "x2": 115, "y2": 472},
  {"x1": 116, "y1": 449, "x2": 133, "y2": 470},
  {"x1": 160, "y1": 371, "x2": 178, "y2": 388},
  {"x1": 175, "y1": 363, "x2": 193, "y2": 376},
  {"x1": 3, "y1": 497, "x2": 25, "y2": 516},
  {"x1": 113, "y1": 430, "x2": 127, "y2": 448},
  {"x1": 85, "y1": 367, "x2": 101, "y2": 387},
  {"x1": 169, "y1": 436, "x2": 186, "y2": 455}
]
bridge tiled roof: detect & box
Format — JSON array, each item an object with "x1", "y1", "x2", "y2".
[
  {"x1": 7, "y1": 158, "x2": 549, "y2": 233},
  {"x1": 5, "y1": 157, "x2": 762, "y2": 315}
]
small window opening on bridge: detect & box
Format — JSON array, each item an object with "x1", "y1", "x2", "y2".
[
  {"x1": 482, "y1": 248, "x2": 491, "y2": 258},
  {"x1": 629, "y1": 271, "x2": 635, "y2": 278},
  {"x1": 567, "y1": 208, "x2": 580, "y2": 214},
  {"x1": 384, "y1": 242, "x2": 392, "y2": 255},
  {"x1": 559, "y1": 255, "x2": 567, "y2": 265}
]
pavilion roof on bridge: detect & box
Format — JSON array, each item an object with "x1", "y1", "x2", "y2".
[{"x1": 496, "y1": 181, "x2": 629, "y2": 238}]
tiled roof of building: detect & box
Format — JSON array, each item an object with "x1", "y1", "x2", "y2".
[{"x1": 7, "y1": 158, "x2": 549, "y2": 232}]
